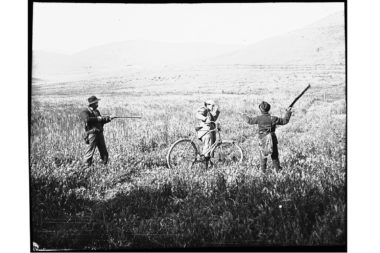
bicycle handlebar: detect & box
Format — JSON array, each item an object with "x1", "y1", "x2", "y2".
[{"x1": 195, "y1": 121, "x2": 222, "y2": 141}]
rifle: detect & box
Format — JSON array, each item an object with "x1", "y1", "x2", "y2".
[
  {"x1": 111, "y1": 116, "x2": 142, "y2": 119},
  {"x1": 288, "y1": 84, "x2": 311, "y2": 108},
  {"x1": 81, "y1": 116, "x2": 141, "y2": 143}
]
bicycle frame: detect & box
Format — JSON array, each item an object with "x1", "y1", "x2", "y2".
[
  {"x1": 193, "y1": 122, "x2": 223, "y2": 157},
  {"x1": 167, "y1": 121, "x2": 243, "y2": 169}
]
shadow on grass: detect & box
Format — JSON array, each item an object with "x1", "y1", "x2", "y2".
[{"x1": 31, "y1": 171, "x2": 346, "y2": 251}]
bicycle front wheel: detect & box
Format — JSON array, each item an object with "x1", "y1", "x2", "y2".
[
  {"x1": 211, "y1": 141, "x2": 243, "y2": 168},
  {"x1": 167, "y1": 139, "x2": 198, "y2": 169}
]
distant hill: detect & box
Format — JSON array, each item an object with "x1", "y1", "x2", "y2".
[
  {"x1": 32, "y1": 41, "x2": 241, "y2": 82},
  {"x1": 32, "y1": 11, "x2": 345, "y2": 83},
  {"x1": 72, "y1": 40, "x2": 241, "y2": 66},
  {"x1": 32, "y1": 51, "x2": 72, "y2": 75},
  {"x1": 202, "y1": 11, "x2": 344, "y2": 65}
]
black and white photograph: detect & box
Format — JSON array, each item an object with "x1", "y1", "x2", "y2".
[{"x1": 29, "y1": 1, "x2": 347, "y2": 251}]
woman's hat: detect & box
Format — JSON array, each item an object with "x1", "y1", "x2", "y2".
[{"x1": 88, "y1": 96, "x2": 101, "y2": 105}]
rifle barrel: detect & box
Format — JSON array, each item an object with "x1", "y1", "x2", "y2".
[
  {"x1": 289, "y1": 84, "x2": 311, "y2": 108},
  {"x1": 115, "y1": 116, "x2": 142, "y2": 118}
]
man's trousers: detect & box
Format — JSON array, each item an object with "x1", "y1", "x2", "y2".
[
  {"x1": 84, "y1": 132, "x2": 109, "y2": 166},
  {"x1": 259, "y1": 142, "x2": 282, "y2": 172}
]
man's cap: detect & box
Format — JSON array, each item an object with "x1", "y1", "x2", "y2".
[
  {"x1": 204, "y1": 100, "x2": 215, "y2": 105},
  {"x1": 88, "y1": 96, "x2": 101, "y2": 105},
  {"x1": 259, "y1": 101, "x2": 271, "y2": 112}
]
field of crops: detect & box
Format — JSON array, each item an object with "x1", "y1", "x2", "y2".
[{"x1": 30, "y1": 64, "x2": 346, "y2": 250}]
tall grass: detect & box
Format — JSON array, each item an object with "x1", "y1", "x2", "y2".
[{"x1": 30, "y1": 65, "x2": 346, "y2": 250}]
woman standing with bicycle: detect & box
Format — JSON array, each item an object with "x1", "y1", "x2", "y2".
[
  {"x1": 167, "y1": 99, "x2": 242, "y2": 169},
  {"x1": 195, "y1": 100, "x2": 220, "y2": 162}
]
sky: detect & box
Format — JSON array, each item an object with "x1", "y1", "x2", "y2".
[
  {"x1": 33, "y1": 2, "x2": 345, "y2": 54},
  {"x1": 33, "y1": 2, "x2": 344, "y2": 54}
]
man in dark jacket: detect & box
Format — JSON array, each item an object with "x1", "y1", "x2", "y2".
[
  {"x1": 241, "y1": 101, "x2": 292, "y2": 172},
  {"x1": 79, "y1": 96, "x2": 113, "y2": 166}
]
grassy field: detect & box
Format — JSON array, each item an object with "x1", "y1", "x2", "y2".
[{"x1": 30, "y1": 64, "x2": 346, "y2": 250}]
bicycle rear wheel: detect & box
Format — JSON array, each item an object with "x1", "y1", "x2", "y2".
[
  {"x1": 211, "y1": 141, "x2": 243, "y2": 168},
  {"x1": 167, "y1": 139, "x2": 198, "y2": 169}
]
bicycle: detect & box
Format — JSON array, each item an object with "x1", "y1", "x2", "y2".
[{"x1": 166, "y1": 122, "x2": 243, "y2": 169}]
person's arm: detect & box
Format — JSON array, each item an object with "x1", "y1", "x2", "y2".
[
  {"x1": 195, "y1": 107, "x2": 207, "y2": 121},
  {"x1": 80, "y1": 110, "x2": 101, "y2": 124},
  {"x1": 97, "y1": 111, "x2": 112, "y2": 125},
  {"x1": 210, "y1": 106, "x2": 220, "y2": 121},
  {"x1": 101, "y1": 116, "x2": 112, "y2": 124},
  {"x1": 273, "y1": 109, "x2": 292, "y2": 125},
  {"x1": 241, "y1": 113, "x2": 258, "y2": 125},
  {"x1": 80, "y1": 110, "x2": 111, "y2": 125}
]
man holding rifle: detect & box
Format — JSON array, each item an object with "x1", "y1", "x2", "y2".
[
  {"x1": 241, "y1": 85, "x2": 310, "y2": 172},
  {"x1": 79, "y1": 95, "x2": 114, "y2": 166},
  {"x1": 241, "y1": 101, "x2": 292, "y2": 172}
]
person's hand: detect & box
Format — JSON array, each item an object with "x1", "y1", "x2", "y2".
[
  {"x1": 286, "y1": 107, "x2": 293, "y2": 112},
  {"x1": 92, "y1": 128, "x2": 100, "y2": 134},
  {"x1": 103, "y1": 116, "x2": 111, "y2": 121},
  {"x1": 205, "y1": 118, "x2": 212, "y2": 124}
]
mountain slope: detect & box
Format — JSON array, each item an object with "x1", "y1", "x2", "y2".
[
  {"x1": 72, "y1": 40, "x2": 241, "y2": 66},
  {"x1": 202, "y1": 11, "x2": 344, "y2": 65},
  {"x1": 32, "y1": 51, "x2": 72, "y2": 76},
  {"x1": 32, "y1": 41, "x2": 241, "y2": 81},
  {"x1": 32, "y1": 11, "x2": 345, "y2": 82}
]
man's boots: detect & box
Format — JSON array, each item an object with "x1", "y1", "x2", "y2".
[
  {"x1": 260, "y1": 158, "x2": 267, "y2": 173},
  {"x1": 272, "y1": 159, "x2": 282, "y2": 172}
]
